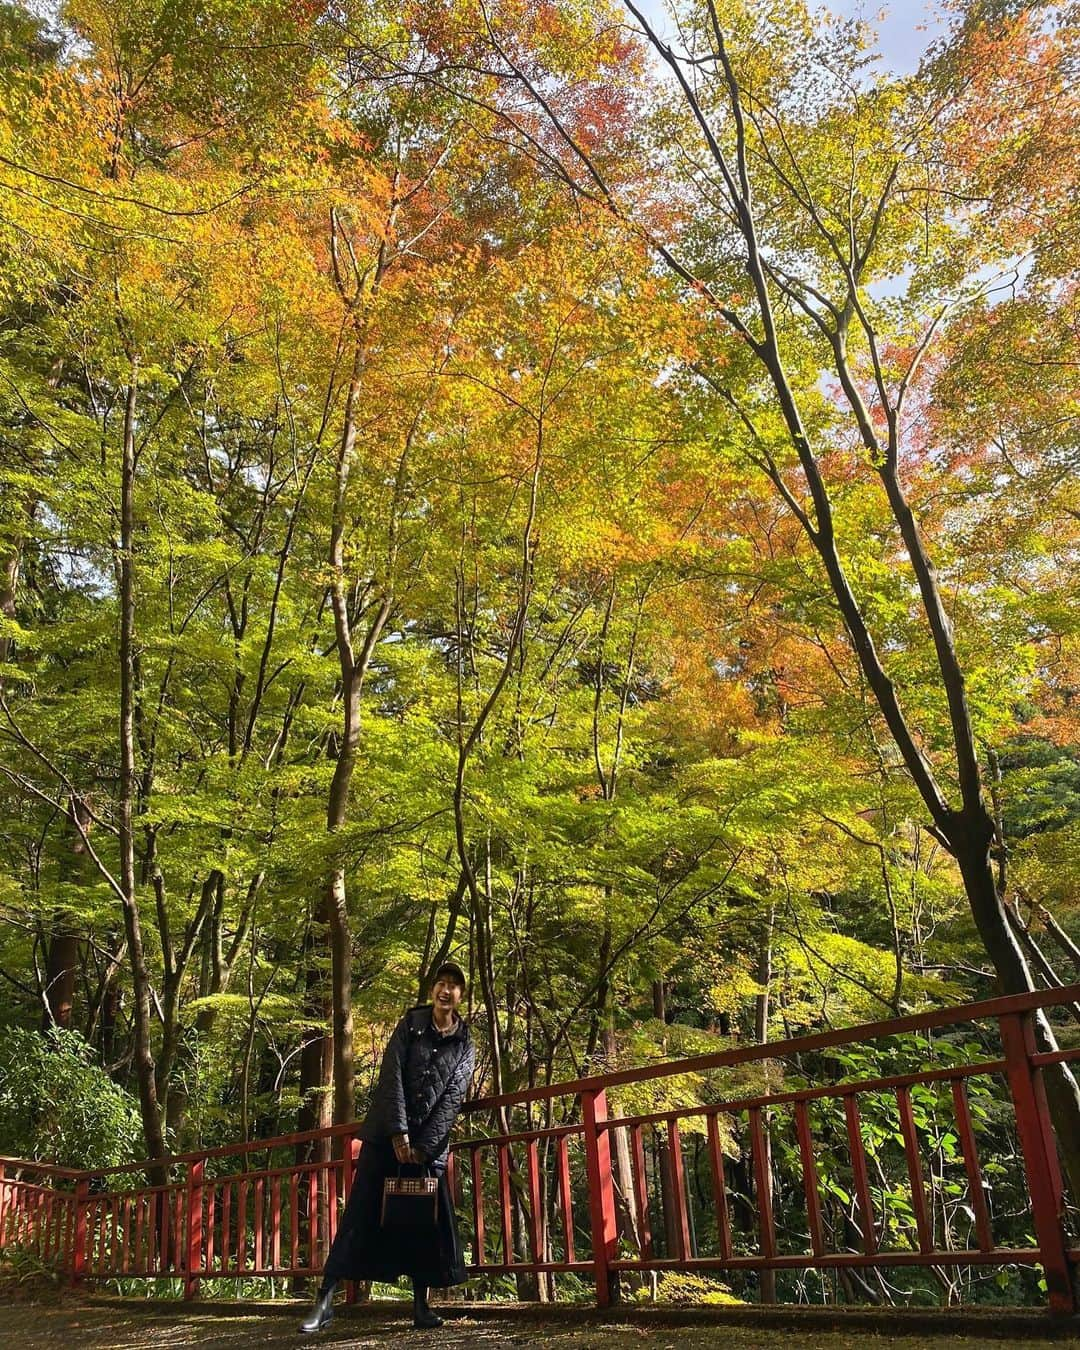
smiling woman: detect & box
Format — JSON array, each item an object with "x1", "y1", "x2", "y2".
[{"x1": 300, "y1": 962, "x2": 475, "y2": 1335}]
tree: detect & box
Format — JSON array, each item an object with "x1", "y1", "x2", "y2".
[{"x1": 455, "y1": 0, "x2": 1080, "y2": 1195}]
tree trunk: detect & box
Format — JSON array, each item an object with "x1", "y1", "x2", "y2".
[
  {"x1": 585, "y1": 921, "x2": 612, "y2": 1064},
  {"x1": 754, "y1": 907, "x2": 773, "y2": 1045},
  {"x1": 649, "y1": 979, "x2": 679, "y2": 1256},
  {"x1": 0, "y1": 514, "x2": 87, "y2": 1036},
  {"x1": 96, "y1": 950, "x2": 123, "y2": 1064},
  {"x1": 602, "y1": 1024, "x2": 644, "y2": 1286},
  {"x1": 657, "y1": 1133, "x2": 679, "y2": 1258},
  {"x1": 419, "y1": 871, "x2": 468, "y2": 1003},
  {"x1": 117, "y1": 370, "x2": 167, "y2": 1177},
  {"x1": 320, "y1": 342, "x2": 365, "y2": 1132},
  {"x1": 754, "y1": 909, "x2": 776, "y2": 1304},
  {"x1": 0, "y1": 536, "x2": 18, "y2": 672},
  {"x1": 296, "y1": 937, "x2": 334, "y2": 1156},
  {"x1": 1035, "y1": 901, "x2": 1080, "y2": 979},
  {"x1": 41, "y1": 797, "x2": 92, "y2": 1031},
  {"x1": 954, "y1": 833, "x2": 1080, "y2": 1201},
  {"x1": 42, "y1": 925, "x2": 79, "y2": 1032},
  {"x1": 302, "y1": 293, "x2": 396, "y2": 1136}
]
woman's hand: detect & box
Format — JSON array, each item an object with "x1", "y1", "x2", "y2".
[
  {"x1": 392, "y1": 1133, "x2": 412, "y2": 1164},
  {"x1": 408, "y1": 1146, "x2": 427, "y2": 1165}
]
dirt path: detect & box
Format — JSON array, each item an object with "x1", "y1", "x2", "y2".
[{"x1": 0, "y1": 1300, "x2": 1077, "y2": 1350}]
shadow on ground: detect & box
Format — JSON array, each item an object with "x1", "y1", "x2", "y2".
[{"x1": 0, "y1": 1298, "x2": 1077, "y2": 1350}]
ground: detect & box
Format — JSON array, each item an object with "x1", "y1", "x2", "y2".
[{"x1": 0, "y1": 1298, "x2": 1078, "y2": 1350}]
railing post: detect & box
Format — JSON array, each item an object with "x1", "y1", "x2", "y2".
[
  {"x1": 345, "y1": 1135, "x2": 361, "y2": 1305},
  {"x1": 999, "y1": 1011, "x2": 1076, "y2": 1315},
  {"x1": 582, "y1": 1087, "x2": 618, "y2": 1308},
  {"x1": 0, "y1": 1163, "x2": 7, "y2": 1254},
  {"x1": 184, "y1": 1158, "x2": 204, "y2": 1300},
  {"x1": 70, "y1": 1175, "x2": 89, "y2": 1287}
]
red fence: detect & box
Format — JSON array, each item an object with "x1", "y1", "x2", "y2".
[{"x1": 2, "y1": 984, "x2": 1079, "y2": 1314}]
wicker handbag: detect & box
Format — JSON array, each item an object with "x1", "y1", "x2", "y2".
[{"x1": 381, "y1": 1166, "x2": 439, "y2": 1239}]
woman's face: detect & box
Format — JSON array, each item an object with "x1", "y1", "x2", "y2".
[{"x1": 432, "y1": 975, "x2": 463, "y2": 1015}]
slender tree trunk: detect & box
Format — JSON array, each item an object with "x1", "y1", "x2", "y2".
[
  {"x1": 300, "y1": 265, "x2": 397, "y2": 1135},
  {"x1": 657, "y1": 1134, "x2": 679, "y2": 1258},
  {"x1": 585, "y1": 922, "x2": 612, "y2": 1064},
  {"x1": 317, "y1": 498, "x2": 393, "y2": 1132},
  {"x1": 451, "y1": 421, "x2": 542, "y2": 1114},
  {"x1": 603, "y1": 1022, "x2": 644, "y2": 1286},
  {"x1": 0, "y1": 536, "x2": 18, "y2": 672},
  {"x1": 754, "y1": 908, "x2": 776, "y2": 1304},
  {"x1": 41, "y1": 797, "x2": 92, "y2": 1031},
  {"x1": 650, "y1": 978, "x2": 679, "y2": 1256},
  {"x1": 1036, "y1": 902, "x2": 1080, "y2": 978},
  {"x1": 117, "y1": 370, "x2": 166, "y2": 1175},
  {"x1": 0, "y1": 514, "x2": 88, "y2": 1034},
  {"x1": 1006, "y1": 903, "x2": 1075, "y2": 1005},
  {"x1": 469, "y1": 842, "x2": 507, "y2": 1099},
  {"x1": 321, "y1": 344, "x2": 365, "y2": 1132},
  {"x1": 296, "y1": 935, "x2": 334, "y2": 1156},
  {"x1": 419, "y1": 871, "x2": 467, "y2": 1002},
  {"x1": 754, "y1": 907, "x2": 773, "y2": 1045},
  {"x1": 94, "y1": 944, "x2": 124, "y2": 1063},
  {"x1": 153, "y1": 869, "x2": 224, "y2": 1130}
]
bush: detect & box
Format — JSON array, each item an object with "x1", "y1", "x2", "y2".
[
  {"x1": 0, "y1": 1243, "x2": 68, "y2": 1304},
  {"x1": 0, "y1": 1026, "x2": 141, "y2": 1169},
  {"x1": 643, "y1": 1271, "x2": 743, "y2": 1305}
]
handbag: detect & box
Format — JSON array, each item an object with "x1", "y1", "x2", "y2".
[{"x1": 381, "y1": 1165, "x2": 439, "y2": 1240}]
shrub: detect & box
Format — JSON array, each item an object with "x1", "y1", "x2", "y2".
[
  {"x1": 644, "y1": 1271, "x2": 743, "y2": 1305},
  {"x1": 0, "y1": 1026, "x2": 141, "y2": 1169}
]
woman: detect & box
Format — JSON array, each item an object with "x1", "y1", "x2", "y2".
[{"x1": 300, "y1": 961, "x2": 475, "y2": 1333}]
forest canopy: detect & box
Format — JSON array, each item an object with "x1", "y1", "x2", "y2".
[{"x1": 0, "y1": 0, "x2": 1077, "y2": 1230}]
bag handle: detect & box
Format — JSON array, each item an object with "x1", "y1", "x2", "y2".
[{"x1": 395, "y1": 1160, "x2": 433, "y2": 1180}]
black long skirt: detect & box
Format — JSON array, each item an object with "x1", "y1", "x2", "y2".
[{"x1": 322, "y1": 1137, "x2": 468, "y2": 1288}]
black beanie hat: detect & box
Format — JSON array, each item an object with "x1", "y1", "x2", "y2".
[{"x1": 432, "y1": 960, "x2": 467, "y2": 992}]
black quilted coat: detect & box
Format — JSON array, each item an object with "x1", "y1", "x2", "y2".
[
  {"x1": 320, "y1": 1006, "x2": 473, "y2": 1288},
  {"x1": 357, "y1": 1004, "x2": 474, "y2": 1172}
]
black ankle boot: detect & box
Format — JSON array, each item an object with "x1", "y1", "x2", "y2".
[
  {"x1": 300, "y1": 1283, "x2": 336, "y2": 1333},
  {"x1": 412, "y1": 1284, "x2": 443, "y2": 1330}
]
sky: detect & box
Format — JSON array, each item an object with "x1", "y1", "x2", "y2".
[
  {"x1": 828, "y1": 0, "x2": 947, "y2": 72},
  {"x1": 634, "y1": 1, "x2": 948, "y2": 74}
]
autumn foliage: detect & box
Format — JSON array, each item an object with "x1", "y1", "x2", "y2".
[{"x1": 0, "y1": 0, "x2": 1078, "y2": 1304}]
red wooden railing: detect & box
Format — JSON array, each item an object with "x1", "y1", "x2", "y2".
[{"x1": 2, "y1": 984, "x2": 1079, "y2": 1314}]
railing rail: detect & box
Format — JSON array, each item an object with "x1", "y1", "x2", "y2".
[{"x1": 2, "y1": 984, "x2": 1078, "y2": 1314}]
